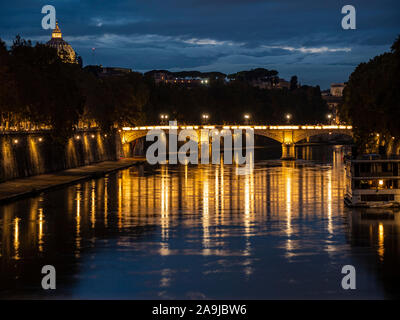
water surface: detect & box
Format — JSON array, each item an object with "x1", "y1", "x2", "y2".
[{"x1": 1, "y1": 146, "x2": 399, "y2": 299}]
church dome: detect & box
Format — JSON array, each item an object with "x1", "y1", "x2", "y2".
[{"x1": 46, "y1": 22, "x2": 77, "y2": 64}]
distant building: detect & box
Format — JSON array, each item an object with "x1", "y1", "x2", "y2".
[
  {"x1": 322, "y1": 83, "x2": 346, "y2": 124},
  {"x1": 153, "y1": 72, "x2": 171, "y2": 84},
  {"x1": 275, "y1": 79, "x2": 290, "y2": 89},
  {"x1": 250, "y1": 79, "x2": 271, "y2": 89},
  {"x1": 46, "y1": 22, "x2": 78, "y2": 64},
  {"x1": 152, "y1": 72, "x2": 209, "y2": 86},
  {"x1": 164, "y1": 78, "x2": 209, "y2": 86},
  {"x1": 250, "y1": 78, "x2": 290, "y2": 90},
  {"x1": 330, "y1": 83, "x2": 345, "y2": 97}
]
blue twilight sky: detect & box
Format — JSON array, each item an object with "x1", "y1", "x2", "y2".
[{"x1": 0, "y1": 0, "x2": 399, "y2": 88}]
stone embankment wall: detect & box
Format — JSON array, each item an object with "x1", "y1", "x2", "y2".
[{"x1": 0, "y1": 130, "x2": 121, "y2": 182}]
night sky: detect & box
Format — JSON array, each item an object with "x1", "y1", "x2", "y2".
[{"x1": 1, "y1": 0, "x2": 399, "y2": 88}]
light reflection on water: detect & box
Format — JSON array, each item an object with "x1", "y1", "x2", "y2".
[{"x1": 0, "y1": 146, "x2": 400, "y2": 299}]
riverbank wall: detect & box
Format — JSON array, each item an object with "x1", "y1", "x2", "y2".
[{"x1": 0, "y1": 130, "x2": 121, "y2": 183}]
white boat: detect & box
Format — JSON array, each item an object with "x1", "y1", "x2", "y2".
[{"x1": 345, "y1": 154, "x2": 400, "y2": 208}]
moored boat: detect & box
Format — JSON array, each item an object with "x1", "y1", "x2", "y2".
[{"x1": 345, "y1": 154, "x2": 400, "y2": 208}]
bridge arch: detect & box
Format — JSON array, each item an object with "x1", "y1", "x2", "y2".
[
  {"x1": 122, "y1": 131, "x2": 148, "y2": 144},
  {"x1": 291, "y1": 130, "x2": 353, "y2": 144},
  {"x1": 253, "y1": 129, "x2": 353, "y2": 144}
]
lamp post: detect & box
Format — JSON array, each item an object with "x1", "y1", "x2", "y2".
[
  {"x1": 202, "y1": 114, "x2": 209, "y2": 124},
  {"x1": 327, "y1": 113, "x2": 332, "y2": 125},
  {"x1": 244, "y1": 114, "x2": 250, "y2": 125},
  {"x1": 160, "y1": 114, "x2": 169, "y2": 124},
  {"x1": 285, "y1": 113, "x2": 292, "y2": 124}
]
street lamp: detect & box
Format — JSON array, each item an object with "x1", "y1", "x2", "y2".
[
  {"x1": 327, "y1": 113, "x2": 332, "y2": 124},
  {"x1": 244, "y1": 114, "x2": 250, "y2": 124},
  {"x1": 202, "y1": 114, "x2": 209, "y2": 124},
  {"x1": 285, "y1": 113, "x2": 292, "y2": 124},
  {"x1": 160, "y1": 114, "x2": 169, "y2": 124}
]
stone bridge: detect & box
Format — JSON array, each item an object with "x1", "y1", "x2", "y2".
[{"x1": 121, "y1": 124, "x2": 353, "y2": 159}]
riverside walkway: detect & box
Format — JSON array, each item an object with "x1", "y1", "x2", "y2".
[{"x1": 0, "y1": 158, "x2": 145, "y2": 204}]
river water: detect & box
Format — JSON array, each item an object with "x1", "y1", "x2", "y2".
[{"x1": 1, "y1": 145, "x2": 399, "y2": 299}]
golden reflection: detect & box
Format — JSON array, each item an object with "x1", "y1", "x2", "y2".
[
  {"x1": 104, "y1": 177, "x2": 108, "y2": 228},
  {"x1": 91, "y1": 180, "x2": 96, "y2": 228},
  {"x1": 286, "y1": 173, "x2": 292, "y2": 237},
  {"x1": 220, "y1": 159, "x2": 225, "y2": 213},
  {"x1": 75, "y1": 185, "x2": 81, "y2": 257},
  {"x1": 13, "y1": 217, "x2": 20, "y2": 260},
  {"x1": 215, "y1": 167, "x2": 219, "y2": 214},
  {"x1": 327, "y1": 171, "x2": 333, "y2": 235},
  {"x1": 123, "y1": 170, "x2": 132, "y2": 219},
  {"x1": 118, "y1": 176, "x2": 122, "y2": 229},
  {"x1": 38, "y1": 208, "x2": 44, "y2": 252},
  {"x1": 242, "y1": 168, "x2": 255, "y2": 261},
  {"x1": 0, "y1": 149, "x2": 356, "y2": 279},
  {"x1": 243, "y1": 170, "x2": 255, "y2": 238},
  {"x1": 160, "y1": 166, "x2": 170, "y2": 254},
  {"x1": 202, "y1": 177, "x2": 210, "y2": 252},
  {"x1": 245, "y1": 175, "x2": 250, "y2": 216},
  {"x1": 184, "y1": 164, "x2": 188, "y2": 186},
  {"x1": 378, "y1": 223, "x2": 384, "y2": 261},
  {"x1": 283, "y1": 166, "x2": 293, "y2": 256},
  {"x1": 28, "y1": 198, "x2": 39, "y2": 250}
]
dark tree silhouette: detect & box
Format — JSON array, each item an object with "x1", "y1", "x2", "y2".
[{"x1": 340, "y1": 35, "x2": 400, "y2": 153}]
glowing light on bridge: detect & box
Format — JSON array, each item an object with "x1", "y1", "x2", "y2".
[
  {"x1": 270, "y1": 126, "x2": 300, "y2": 130},
  {"x1": 120, "y1": 124, "x2": 352, "y2": 131}
]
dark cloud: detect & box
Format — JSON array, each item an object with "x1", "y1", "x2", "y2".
[{"x1": 0, "y1": 0, "x2": 399, "y2": 88}]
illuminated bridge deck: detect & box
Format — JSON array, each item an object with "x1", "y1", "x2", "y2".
[{"x1": 121, "y1": 124, "x2": 353, "y2": 159}]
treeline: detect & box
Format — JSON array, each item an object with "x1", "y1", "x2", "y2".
[
  {"x1": 339, "y1": 35, "x2": 400, "y2": 153},
  {"x1": 0, "y1": 36, "x2": 146, "y2": 143},
  {"x1": 127, "y1": 68, "x2": 328, "y2": 125},
  {"x1": 1, "y1": 36, "x2": 329, "y2": 143},
  {"x1": 144, "y1": 79, "x2": 327, "y2": 124}
]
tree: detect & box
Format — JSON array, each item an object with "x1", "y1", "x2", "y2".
[
  {"x1": 340, "y1": 35, "x2": 400, "y2": 153},
  {"x1": 7, "y1": 36, "x2": 84, "y2": 142},
  {"x1": 290, "y1": 75, "x2": 298, "y2": 90}
]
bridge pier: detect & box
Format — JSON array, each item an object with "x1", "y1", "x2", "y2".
[{"x1": 281, "y1": 143, "x2": 296, "y2": 160}]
